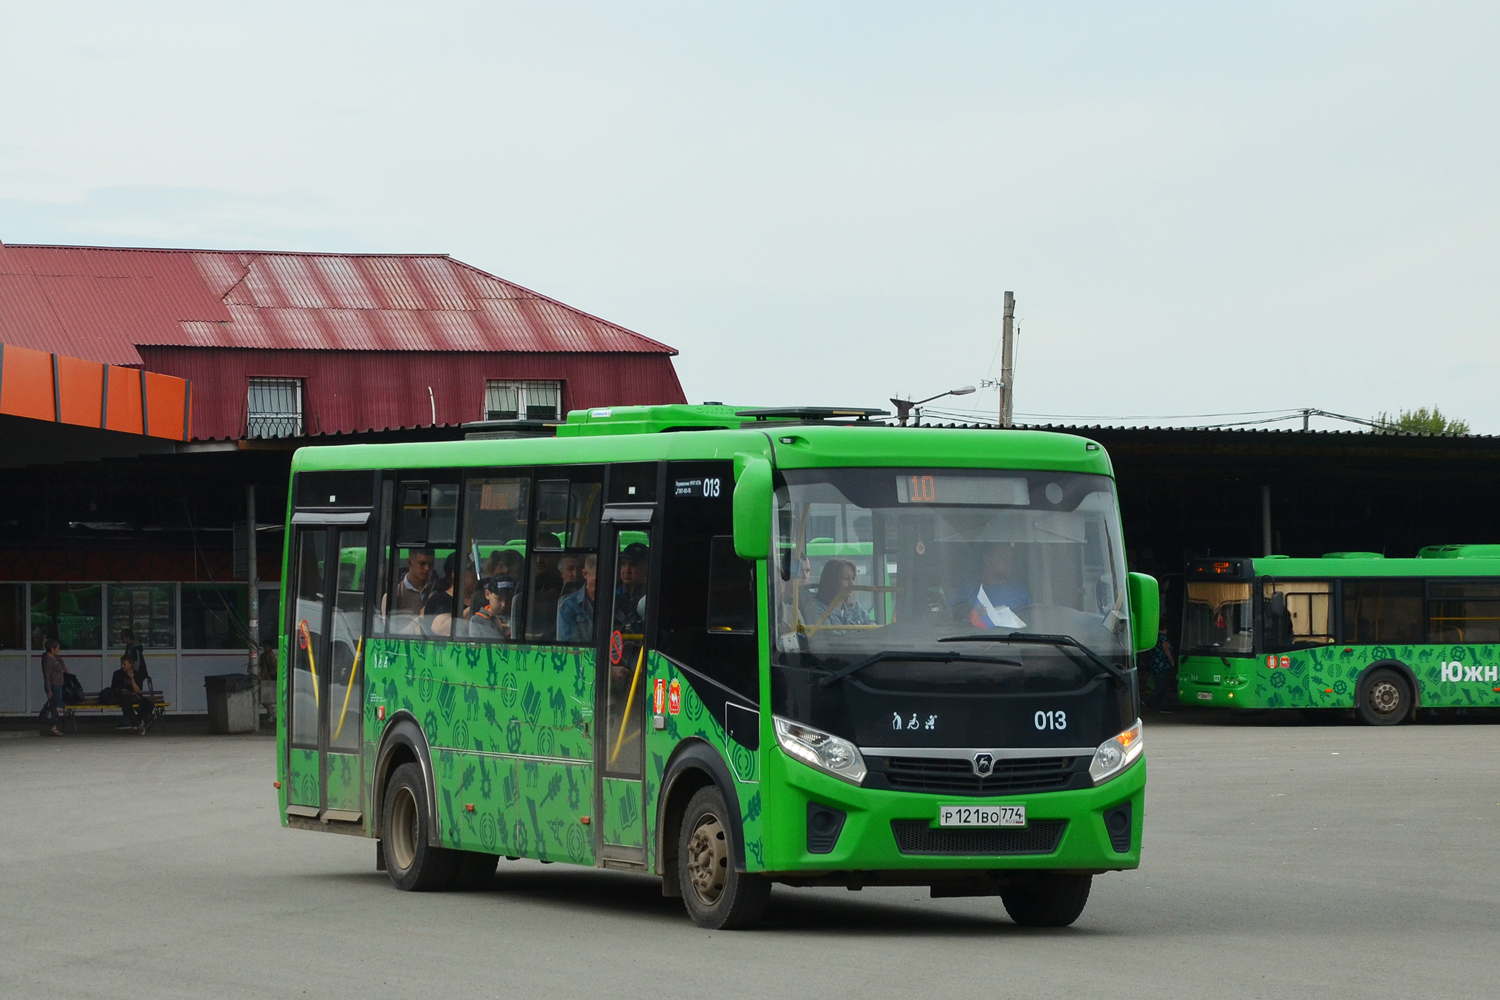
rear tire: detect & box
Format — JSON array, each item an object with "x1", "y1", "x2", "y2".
[
  {"x1": 1357, "y1": 668, "x2": 1410, "y2": 726},
  {"x1": 676, "y1": 785, "x2": 770, "y2": 929},
  {"x1": 1000, "y1": 873, "x2": 1092, "y2": 927},
  {"x1": 382, "y1": 763, "x2": 459, "y2": 891}
]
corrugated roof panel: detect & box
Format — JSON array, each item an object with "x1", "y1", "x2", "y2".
[
  {"x1": 190, "y1": 252, "x2": 249, "y2": 300},
  {"x1": 410, "y1": 257, "x2": 475, "y2": 311},
  {"x1": 0, "y1": 244, "x2": 677, "y2": 359},
  {"x1": 363, "y1": 257, "x2": 429, "y2": 310},
  {"x1": 312, "y1": 256, "x2": 380, "y2": 310}
]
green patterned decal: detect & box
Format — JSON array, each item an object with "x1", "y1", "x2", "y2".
[
  {"x1": 1182, "y1": 643, "x2": 1500, "y2": 709},
  {"x1": 601, "y1": 778, "x2": 645, "y2": 848},
  {"x1": 326, "y1": 752, "x2": 361, "y2": 812},
  {"x1": 288, "y1": 748, "x2": 319, "y2": 806},
  {"x1": 367, "y1": 638, "x2": 596, "y2": 865},
  {"x1": 645, "y1": 655, "x2": 764, "y2": 872}
]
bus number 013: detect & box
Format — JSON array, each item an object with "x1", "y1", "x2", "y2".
[{"x1": 1034, "y1": 710, "x2": 1067, "y2": 731}]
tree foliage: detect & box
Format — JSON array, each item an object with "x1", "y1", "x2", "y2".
[{"x1": 1373, "y1": 406, "x2": 1471, "y2": 436}]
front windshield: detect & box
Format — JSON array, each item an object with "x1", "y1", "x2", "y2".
[
  {"x1": 1182, "y1": 581, "x2": 1254, "y2": 654},
  {"x1": 771, "y1": 468, "x2": 1132, "y2": 676}
]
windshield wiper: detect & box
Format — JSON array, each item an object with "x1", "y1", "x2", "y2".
[
  {"x1": 816, "y1": 650, "x2": 1023, "y2": 689},
  {"x1": 938, "y1": 632, "x2": 1130, "y2": 684}
]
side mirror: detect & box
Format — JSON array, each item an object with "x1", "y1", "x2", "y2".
[
  {"x1": 733, "y1": 457, "x2": 773, "y2": 561},
  {"x1": 1127, "y1": 572, "x2": 1159, "y2": 654}
]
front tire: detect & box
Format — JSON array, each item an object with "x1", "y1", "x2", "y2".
[
  {"x1": 1000, "y1": 873, "x2": 1092, "y2": 927},
  {"x1": 676, "y1": 785, "x2": 770, "y2": 929},
  {"x1": 1357, "y1": 668, "x2": 1410, "y2": 726},
  {"x1": 382, "y1": 763, "x2": 458, "y2": 891}
]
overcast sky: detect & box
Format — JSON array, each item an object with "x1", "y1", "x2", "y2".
[{"x1": 2, "y1": 2, "x2": 1496, "y2": 431}]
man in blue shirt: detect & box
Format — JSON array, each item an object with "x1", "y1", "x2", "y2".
[
  {"x1": 556, "y1": 554, "x2": 598, "y2": 644},
  {"x1": 951, "y1": 544, "x2": 1032, "y2": 628}
]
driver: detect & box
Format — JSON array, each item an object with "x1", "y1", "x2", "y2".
[{"x1": 952, "y1": 544, "x2": 1032, "y2": 628}]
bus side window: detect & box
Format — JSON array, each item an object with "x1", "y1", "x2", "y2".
[
  {"x1": 458, "y1": 475, "x2": 531, "y2": 642},
  {"x1": 657, "y1": 461, "x2": 758, "y2": 703},
  {"x1": 1341, "y1": 580, "x2": 1424, "y2": 644},
  {"x1": 385, "y1": 480, "x2": 459, "y2": 638},
  {"x1": 526, "y1": 476, "x2": 601, "y2": 644},
  {"x1": 707, "y1": 537, "x2": 755, "y2": 632}
]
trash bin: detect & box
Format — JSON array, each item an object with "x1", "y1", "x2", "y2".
[{"x1": 204, "y1": 673, "x2": 257, "y2": 734}]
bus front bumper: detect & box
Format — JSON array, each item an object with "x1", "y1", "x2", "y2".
[{"x1": 759, "y1": 750, "x2": 1145, "y2": 875}]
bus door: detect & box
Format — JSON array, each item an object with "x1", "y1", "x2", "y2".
[
  {"x1": 595, "y1": 503, "x2": 657, "y2": 865},
  {"x1": 286, "y1": 516, "x2": 370, "y2": 826}
]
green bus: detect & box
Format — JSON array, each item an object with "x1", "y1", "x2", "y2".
[
  {"x1": 1178, "y1": 546, "x2": 1500, "y2": 724},
  {"x1": 276, "y1": 404, "x2": 1158, "y2": 928}
]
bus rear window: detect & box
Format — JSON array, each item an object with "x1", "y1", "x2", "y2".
[{"x1": 1183, "y1": 581, "x2": 1253, "y2": 653}]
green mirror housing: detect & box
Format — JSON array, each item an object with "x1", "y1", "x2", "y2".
[
  {"x1": 733, "y1": 457, "x2": 773, "y2": 560},
  {"x1": 1127, "y1": 571, "x2": 1160, "y2": 654}
]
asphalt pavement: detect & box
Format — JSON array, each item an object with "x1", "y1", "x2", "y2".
[{"x1": 1, "y1": 712, "x2": 1496, "y2": 999}]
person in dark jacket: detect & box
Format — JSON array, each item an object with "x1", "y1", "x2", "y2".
[
  {"x1": 41, "y1": 638, "x2": 66, "y2": 736},
  {"x1": 119, "y1": 627, "x2": 152, "y2": 690},
  {"x1": 110, "y1": 652, "x2": 154, "y2": 734}
]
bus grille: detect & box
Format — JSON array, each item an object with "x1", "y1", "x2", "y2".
[
  {"x1": 876, "y1": 755, "x2": 1081, "y2": 796},
  {"x1": 891, "y1": 819, "x2": 1067, "y2": 856}
]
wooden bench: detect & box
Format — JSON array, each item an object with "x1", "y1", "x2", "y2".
[{"x1": 62, "y1": 693, "x2": 170, "y2": 734}]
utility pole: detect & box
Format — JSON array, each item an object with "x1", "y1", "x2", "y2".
[
  {"x1": 998, "y1": 291, "x2": 1016, "y2": 427},
  {"x1": 247, "y1": 484, "x2": 259, "y2": 680}
]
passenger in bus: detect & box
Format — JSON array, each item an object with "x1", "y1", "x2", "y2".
[
  {"x1": 526, "y1": 533, "x2": 566, "y2": 641},
  {"x1": 392, "y1": 548, "x2": 438, "y2": 614},
  {"x1": 559, "y1": 554, "x2": 584, "y2": 597},
  {"x1": 615, "y1": 543, "x2": 650, "y2": 632},
  {"x1": 804, "y1": 558, "x2": 874, "y2": 626},
  {"x1": 556, "y1": 554, "x2": 598, "y2": 643},
  {"x1": 469, "y1": 578, "x2": 516, "y2": 640},
  {"x1": 951, "y1": 544, "x2": 1032, "y2": 628}
]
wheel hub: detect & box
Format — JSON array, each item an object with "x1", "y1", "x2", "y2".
[
  {"x1": 1370, "y1": 681, "x2": 1401, "y2": 714},
  {"x1": 686, "y1": 813, "x2": 728, "y2": 905},
  {"x1": 389, "y1": 786, "x2": 418, "y2": 873}
]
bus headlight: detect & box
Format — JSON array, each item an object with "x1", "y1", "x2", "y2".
[
  {"x1": 774, "y1": 716, "x2": 867, "y2": 785},
  {"x1": 1089, "y1": 720, "x2": 1144, "y2": 785}
]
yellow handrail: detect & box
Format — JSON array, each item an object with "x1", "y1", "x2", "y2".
[
  {"x1": 299, "y1": 620, "x2": 319, "y2": 708},
  {"x1": 332, "y1": 636, "x2": 362, "y2": 743},
  {"x1": 608, "y1": 645, "x2": 646, "y2": 769}
]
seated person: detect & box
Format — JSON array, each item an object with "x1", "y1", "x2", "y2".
[
  {"x1": 804, "y1": 558, "x2": 874, "y2": 626},
  {"x1": 556, "y1": 554, "x2": 597, "y2": 644},
  {"x1": 559, "y1": 554, "x2": 585, "y2": 597},
  {"x1": 950, "y1": 544, "x2": 1032, "y2": 628},
  {"x1": 119, "y1": 627, "x2": 152, "y2": 690},
  {"x1": 109, "y1": 652, "x2": 155, "y2": 734},
  {"x1": 468, "y1": 578, "x2": 517, "y2": 640},
  {"x1": 526, "y1": 534, "x2": 566, "y2": 641}
]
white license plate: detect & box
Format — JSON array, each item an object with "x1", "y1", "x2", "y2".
[
  {"x1": 938, "y1": 804, "x2": 1026, "y2": 827},
  {"x1": 1198, "y1": 691, "x2": 1213, "y2": 701}
]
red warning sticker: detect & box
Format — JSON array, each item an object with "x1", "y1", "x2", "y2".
[
  {"x1": 668, "y1": 679, "x2": 681, "y2": 715},
  {"x1": 653, "y1": 678, "x2": 667, "y2": 714},
  {"x1": 609, "y1": 630, "x2": 624, "y2": 665}
]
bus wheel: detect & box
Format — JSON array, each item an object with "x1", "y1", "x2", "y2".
[
  {"x1": 382, "y1": 763, "x2": 458, "y2": 891},
  {"x1": 1000, "y1": 873, "x2": 1092, "y2": 927},
  {"x1": 1357, "y1": 669, "x2": 1410, "y2": 726},
  {"x1": 676, "y1": 785, "x2": 770, "y2": 929}
]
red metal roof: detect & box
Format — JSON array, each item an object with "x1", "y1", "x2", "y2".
[{"x1": 0, "y1": 244, "x2": 676, "y2": 364}]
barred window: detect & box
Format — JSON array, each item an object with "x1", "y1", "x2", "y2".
[
  {"x1": 484, "y1": 379, "x2": 561, "y2": 421},
  {"x1": 247, "y1": 378, "x2": 304, "y2": 438}
]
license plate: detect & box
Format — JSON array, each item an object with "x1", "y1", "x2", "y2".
[
  {"x1": 1198, "y1": 691, "x2": 1213, "y2": 701},
  {"x1": 938, "y1": 804, "x2": 1026, "y2": 827}
]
